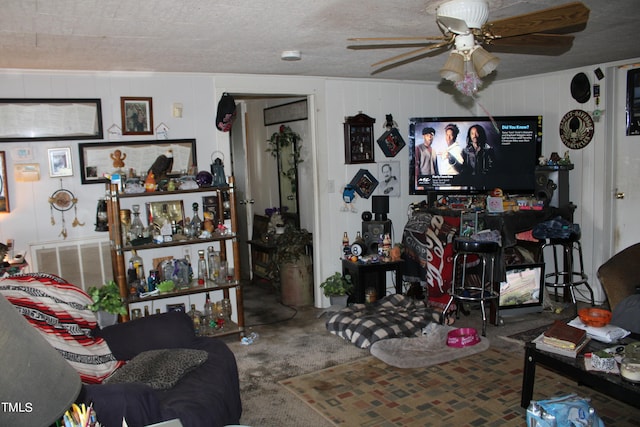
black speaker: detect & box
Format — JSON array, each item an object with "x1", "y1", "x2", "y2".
[
  {"x1": 535, "y1": 171, "x2": 557, "y2": 206},
  {"x1": 362, "y1": 220, "x2": 391, "y2": 255},
  {"x1": 371, "y1": 195, "x2": 389, "y2": 221}
]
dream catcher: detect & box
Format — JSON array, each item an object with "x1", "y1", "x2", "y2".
[{"x1": 49, "y1": 180, "x2": 84, "y2": 239}]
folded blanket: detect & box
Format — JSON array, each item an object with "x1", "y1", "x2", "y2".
[{"x1": 0, "y1": 273, "x2": 123, "y2": 383}]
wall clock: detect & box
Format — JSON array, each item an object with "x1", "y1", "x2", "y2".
[{"x1": 559, "y1": 109, "x2": 594, "y2": 149}]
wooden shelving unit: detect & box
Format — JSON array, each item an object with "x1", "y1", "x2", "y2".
[{"x1": 106, "y1": 177, "x2": 244, "y2": 337}]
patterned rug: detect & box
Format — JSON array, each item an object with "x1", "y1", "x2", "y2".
[{"x1": 280, "y1": 348, "x2": 640, "y2": 426}]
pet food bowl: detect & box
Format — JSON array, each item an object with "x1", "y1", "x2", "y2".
[
  {"x1": 446, "y1": 327, "x2": 480, "y2": 348},
  {"x1": 578, "y1": 307, "x2": 612, "y2": 328}
]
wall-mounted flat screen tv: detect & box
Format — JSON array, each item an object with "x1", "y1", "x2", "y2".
[
  {"x1": 499, "y1": 263, "x2": 545, "y2": 317},
  {"x1": 409, "y1": 116, "x2": 542, "y2": 196}
]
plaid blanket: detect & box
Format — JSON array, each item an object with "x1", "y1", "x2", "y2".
[
  {"x1": 0, "y1": 273, "x2": 123, "y2": 383},
  {"x1": 326, "y1": 294, "x2": 435, "y2": 349}
]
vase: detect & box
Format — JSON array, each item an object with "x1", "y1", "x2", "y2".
[
  {"x1": 279, "y1": 254, "x2": 313, "y2": 306},
  {"x1": 96, "y1": 310, "x2": 118, "y2": 329},
  {"x1": 329, "y1": 294, "x2": 349, "y2": 307}
]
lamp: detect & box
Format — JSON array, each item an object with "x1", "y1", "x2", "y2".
[
  {"x1": 0, "y1": 294, "x2": 81, "y2": 426},
  {"x1": 471, "y1": 46, "x2": 499, "y2": 78},
  {"x1": 440, "y1": 51, "x2": 465, "y2": 82}
]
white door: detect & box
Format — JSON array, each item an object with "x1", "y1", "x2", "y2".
[
  {"x1": 611, "y1": 65, "x2": 640, "y2": 254},
  {"x1": 230, "y1": 101, "x2": 253, "y2": 281}
]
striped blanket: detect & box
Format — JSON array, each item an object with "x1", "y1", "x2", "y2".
[{"x1": 0, "y1": 273, "x2": 123, "y2": 383}]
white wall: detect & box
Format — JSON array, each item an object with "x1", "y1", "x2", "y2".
[{"x1": 1, "y1": 59, "x2": 637, "y2": 305}]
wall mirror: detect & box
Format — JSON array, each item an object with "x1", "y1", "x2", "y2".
[{"x1": 78, "y1": 139, "x2": 197, "y2": 184}]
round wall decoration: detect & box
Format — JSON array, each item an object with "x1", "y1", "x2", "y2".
[{"x1": 559, "y1": 109, "x2": 594, "y2": 149}]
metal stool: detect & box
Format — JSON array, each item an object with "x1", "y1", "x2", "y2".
[
  {"x1": 442, "y1": 237, "x2": 500, "y2": 336},
  {"x1": 541, "y1": 231, "x2": 595, "y2": 306}
]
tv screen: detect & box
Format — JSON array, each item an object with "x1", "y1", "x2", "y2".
[
  {"x1": 409, "y1": 116, "x2": 542, "y2": 195},
  {"x1": 499, "y1": 263, "x2": 545, "y2": 316}
]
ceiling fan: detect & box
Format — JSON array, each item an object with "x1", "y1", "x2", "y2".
[{"x1": 347, "y1": 0, "x2": 590, "y2": 83}]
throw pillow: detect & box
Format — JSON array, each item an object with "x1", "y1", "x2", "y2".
[{"x1": 105, "y1": 348, "x2": 208, "y2": 390}]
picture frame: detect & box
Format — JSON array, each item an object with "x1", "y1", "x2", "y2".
[
  {"x1": 377, "y1": 127, "x2": 406, "y2": 157},
  {"x1": 121, "y1": 97, "x2": 154, "y2": 135},
  {"x1": 376, "y1": 161, "x2": 400, "y2": 197},
  {"x1": 344, "y1": 112, "x2": 376, "y2": 164},
  {"x1": 349, "y1": 168, "x2": 378, "y2": 199},
  {"x1": 264, "y1": 99, "x2": 308, "y2": 126},
  {"x1": 146, "y1": 200, "x2": 185, "y2": 233},
  {"x1": 48, "y1": 147, "x2": 73, "y2": 177},
  {"x1": 0, "y1": 98, "x2": 103, "y2": 142},
  {"x1": 626, "y1": 68, "x2": 640, "y2": 136},
  {"x1": 78, "y1": 139, "x2": 197, "y2": 184},
  {"x1": 0, "y1": 152, "x2": 9, "y2": 213}
]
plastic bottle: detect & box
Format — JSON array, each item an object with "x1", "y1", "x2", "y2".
[{"x1": 241, "y1": 332, "x2": 260, "y2": 345}]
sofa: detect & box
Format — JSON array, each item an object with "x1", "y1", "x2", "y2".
[{"x1": 0, "y1": 273, "x2": 242, "y2": 427}]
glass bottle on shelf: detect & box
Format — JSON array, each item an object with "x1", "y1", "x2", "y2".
[
  {"x1": 208, "y1": 246, "x2": 221, "y2": 282},
  {"x1": 188, "y1": 303, "x2": 203, "y2": 335},
  {"x1": 157, "y1": 203, "x2": 173, "y2": 238},
  {"x1": 129, "y1": 250, "x2": 145, "y2": 295},
  {"x1": 191, "y1": 202, "x2": 203, "y2": 239},
  {"x1": 197, "y1": 249, "x2": 208, "y2": 286},
  {"x1": 203, "y1": 292, "x2": 213, "y2": 335},
  {"x1": 129, "y1": 204, "x2": 145, "y2": 242}
]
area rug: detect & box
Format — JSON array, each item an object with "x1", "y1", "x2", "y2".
[
  {"x1": 369, "y1": 323, "x2": 490, "y2": 368},
  {"x1": 280, "y1": 347, "x2": 640, "y2": 426}
]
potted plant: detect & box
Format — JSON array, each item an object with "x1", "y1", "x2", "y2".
[
  {"x1": 87, "y1": 280, "x2": 127, "y2": 328},
  {"x1": 320, "y1": 272, "x2": 353, "y2": 306},
  {"x1": 273, "y1": 224, "x2": 313, "y2": 306}
]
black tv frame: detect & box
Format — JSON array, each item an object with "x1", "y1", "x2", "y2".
[{"x1": 409, "y1": 115, "x2": 543, "y2": 200}]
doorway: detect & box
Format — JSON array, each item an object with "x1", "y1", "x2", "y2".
[{"x1": 229, "y1": 94, "x2": 310, "y2": 287}]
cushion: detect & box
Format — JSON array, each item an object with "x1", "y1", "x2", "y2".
[
  {"x1": 105, "y1": 348, "x2": 208, "y2": 390},
  {"x1": 98, "y1": 311, "x2": 196, "y2": 360},
  {"x1": 326, "y1": 294, "x2": 434, "y2": 349},
  {"x1": 0, "y1": 273, "x2": 123, "y2": 383}
]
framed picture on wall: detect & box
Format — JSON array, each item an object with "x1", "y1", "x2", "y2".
[
  {"x1": 121, "y1": 97, "x2": 154, "y2": 135},
  {"x1": 0, "y1": 151, "x2": 9, "y2": 213},
  {"x1": 48, "y1": 147, "x2": 73, "y2": 177},
  {"x1": 626, "y1": 68, "x2": 640, "y2": 135},
  {"x1": 349, "y1": 168, "x2": 378, "y2": 199}
]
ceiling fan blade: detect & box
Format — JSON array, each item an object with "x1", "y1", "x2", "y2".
[
  {"x1": 486, "y1": 34, "x2": 574, "y2": 55},
  {"x1": 348, "y1": 36, "x2": 446, "y2": 42},
  {"x1": 370, "y1": 41, "x2": 451, "y2": 68},
  {"x1": 486, "y1": 2, "x2": 589, "y2": 39},
  {"x1": 348, "y1": 42, "x2": 440, "y2": 50},
  {"x1": 371, "y1": 45, "x2": 450, "y2": 75}
]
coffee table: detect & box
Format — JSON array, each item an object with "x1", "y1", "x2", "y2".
[{"x1": 521, "y1": 334, "x2": 640, "y2": 409}]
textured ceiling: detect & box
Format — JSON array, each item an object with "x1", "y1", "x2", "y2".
[{"x1": 1, "y1": 0, "x2": 640, "y2": 83}]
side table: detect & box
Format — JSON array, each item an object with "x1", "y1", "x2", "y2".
[{"x1": 342, "y1": 259, "x2": 404, "y2": 304}]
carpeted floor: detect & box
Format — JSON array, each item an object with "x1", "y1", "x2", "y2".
[
  {"x1": 280, "y1": 347, "x2": 640, "y2": 426},
  {"x1": 225, "y1": 281, "x2": 630, "y2": 426}
]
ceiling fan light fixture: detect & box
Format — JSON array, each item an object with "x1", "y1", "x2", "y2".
[
  {"x1": 470, "y1": 46, "x2": 499, "y2": 78},
  {"x1": 440, "y1": 51, "x2": 465, "y2": 82},
  {"x1": 436, "y1": 0, "x2": 489, "y2": 29}
]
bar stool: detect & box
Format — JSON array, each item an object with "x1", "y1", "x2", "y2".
[
  {"x1": 541, "y1": 230, "x2": 595, "y2": 306},
  {"x1": 442, "y1": 237, "x2": 500, "y2": 336}
]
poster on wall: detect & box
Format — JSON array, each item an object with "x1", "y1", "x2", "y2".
[{"x1": 376, "y1": 161, "x2": 400, "y2": 197}]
